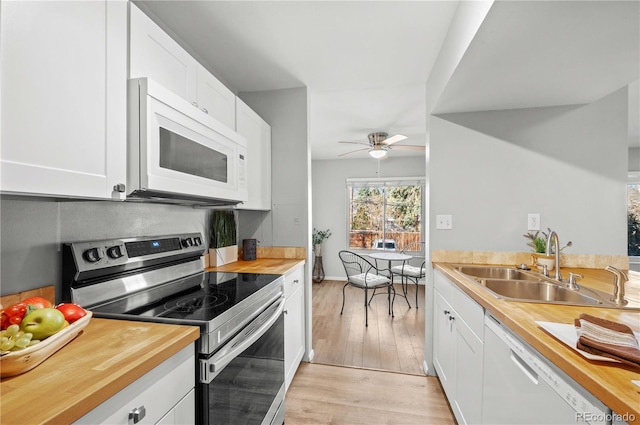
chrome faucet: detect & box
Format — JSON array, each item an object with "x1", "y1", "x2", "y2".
[
  {"x1": 605, "y1": 265, "x2": 628, "y2": 306},
  {"x1": 545, "y1": 230, "x2": 562, "y2": 282}
]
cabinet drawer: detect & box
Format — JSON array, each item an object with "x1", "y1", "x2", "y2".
[
  {"x1": 450, "y1": 284, "x2": 484, "y2": 340},
  {"x1": 284, "y1": 264, "x2": 304, "y2": 298},
  {"x1": 74, "y1": 345, "x2": 195, "y2": 425},
  {"x1": 434, "y1": 270, "x2": 452, "y2": 300}
]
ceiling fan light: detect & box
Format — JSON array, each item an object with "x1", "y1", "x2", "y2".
[{"x1": 369, "y1": 149, "x2": 387, "y2": 159}]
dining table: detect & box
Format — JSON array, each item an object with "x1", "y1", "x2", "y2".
[{"x1": 368, "y1": 251, "x2": 413, "y2": 307}]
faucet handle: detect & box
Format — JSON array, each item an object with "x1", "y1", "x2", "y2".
[
  {"x1": 541, "y1": 264, "x2": 549, "y2": 277},
  {"x1": 566, "y1": 272, "x2": 583, "y2": 290}
]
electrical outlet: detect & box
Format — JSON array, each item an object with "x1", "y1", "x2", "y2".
[
  {"x1": 528, "y1": 213, "x2": 541, "y2": 231},
  {"x1": 436, "y1": 215, "x2": 453, "y2": 230}
]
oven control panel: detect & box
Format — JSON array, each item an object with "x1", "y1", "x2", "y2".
[{"x1": 63, "y1": 233, "x2": 206, "y2": 278}]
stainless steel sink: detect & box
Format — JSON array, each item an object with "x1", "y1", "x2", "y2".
[
  {"x1": 451, "y1": 264, "x2": 640, "y2": 309},
  {"x1": 478, "y1": 279, "x2": 602, "y2": 305},
  {"x1": 454, "y1": 265, "x2": 535, "y2": 281}
]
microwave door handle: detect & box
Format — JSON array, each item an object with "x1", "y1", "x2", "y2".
[{"x1": 202, "y1": 296, "x2": 285, "y2": 383}]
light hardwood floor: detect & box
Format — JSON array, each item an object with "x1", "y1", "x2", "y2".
[
  {"x1": 311, "y1": 280, "x2": 425, "y2": 375},
  {"x1": 284, "y1": 280, "x2": 455, "y2": 424},
  {"x1": 285, "y1": 363, "x2": 455, "y2": 424}
]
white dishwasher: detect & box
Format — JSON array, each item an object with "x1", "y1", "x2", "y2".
[{"x1": 482, "y1": 313, "x2": 610, "y2": 425}]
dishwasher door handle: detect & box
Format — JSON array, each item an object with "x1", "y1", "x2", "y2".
[{"x1": 510, "y1": 349, "x2": 539, "y2": 384}]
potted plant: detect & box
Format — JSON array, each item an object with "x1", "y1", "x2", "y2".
[
  {"x1": 312, "y1": 228, "x2": 331, "y2": 283},
  {"x1": 523, "y1": 229, "x2": 572, "y2": 270},
  {"x1": 207, "y1": 210, "x2": 238, "y2": 267},
  {"x1": 312, "y1": 228, "x2": 331, "y2": 257}
]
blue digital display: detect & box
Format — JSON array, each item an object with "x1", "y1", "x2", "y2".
[{"x1": 125, "y1": 237, "x2": 181, "y2": 258}]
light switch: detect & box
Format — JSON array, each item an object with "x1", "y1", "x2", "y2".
[{"x1": 436, "y1": 215, "x2": 453, "y2": 230}]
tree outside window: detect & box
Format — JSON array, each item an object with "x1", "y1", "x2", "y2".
[
  {"x1": 629, "y1": 183, "x2": 640, "y2": 256},
  {"x1": 347, "y1": 180, "x2": 423, "y2": 251}
]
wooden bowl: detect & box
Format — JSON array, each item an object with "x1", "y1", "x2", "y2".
[{"x1": 0, "y1": 311, "x2": 92, "y2": 378}]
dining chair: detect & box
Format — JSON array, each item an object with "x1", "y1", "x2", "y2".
[
  {"x1": 390, "y1": 242, "x2": 426, "y2": 308},
  {"x1": 338, "y1": 250, "x2": 396, "y2": 326}
]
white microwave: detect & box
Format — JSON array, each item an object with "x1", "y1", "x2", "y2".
[{"x1": 127, "y1": 78, "x2": 247, "y2": 206}]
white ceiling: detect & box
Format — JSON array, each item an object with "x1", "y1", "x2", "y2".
[{"x1": 138, "y1": 1, "x2": 640, "y2": 158}]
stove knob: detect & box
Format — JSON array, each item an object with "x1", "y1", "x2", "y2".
[
  {"x1": 83, "y1": 247, "x2": 103, "y2": 263},
  {"x1": 193, "y1": 236, "x2": 202, "y2": 246},
  {"x1": 106, "y1": 245, "x2": 123, "y2": 259},
  {"x1": 181, "y1": 238, "x2": 193, "y2": 248}
]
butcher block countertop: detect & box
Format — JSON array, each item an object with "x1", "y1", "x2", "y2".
[
  {"x1": 207, "y1": 258, "x2": 305, "y2": 274},
  {"x1": 0, "y1": 318, "x2": 199, "y2": 425},
  {"x1": 435, "y1": 263, "x2": 640, "y2": 424}
]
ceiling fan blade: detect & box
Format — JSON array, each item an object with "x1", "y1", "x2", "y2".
[
  {"x1": 388, "y1": 145, "x2": 425, "y2": 151},
  {"x1": 338, "y1": 147, "x2": 370, "y2": 157},
  {"x1": 381, "y1": 134, "x2": 408, "y2": 146},
  {"x1": 338, "y1": 141, "x2": 370, "y2": 146}
]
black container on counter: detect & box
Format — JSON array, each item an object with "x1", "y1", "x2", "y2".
[{"x1": 242, "y1": 239, "x2": 257, "y2": 261}]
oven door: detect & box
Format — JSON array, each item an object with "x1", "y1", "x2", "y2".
[
  {"x1": 129, "y1": 78, "x2": 247, "y2": 203},
  {"x1": 199, "y1": 296, "x2": 285, "y2": 425}
]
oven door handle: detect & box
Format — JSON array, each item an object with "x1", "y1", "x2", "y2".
[{"x1": 201, "y1": 295, "x2": 285, "y2": 383}]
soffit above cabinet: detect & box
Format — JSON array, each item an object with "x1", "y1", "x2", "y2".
[{"x1": 433, "y1": 1, "x2": 640, "y2": 114}]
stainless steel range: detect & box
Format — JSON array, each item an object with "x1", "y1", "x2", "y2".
[{"x1": 62, "y1": 233, "x2": 285, "y2": 425}]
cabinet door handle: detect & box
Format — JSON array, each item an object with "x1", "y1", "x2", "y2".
[
  {"x1": 192, "y1": 101, "x2": 199, "y2": 108},
  {"x1": 293, "y1": 279, "x2": 299, "y2": 284},
  {"x1": 284, "y1": 309, "x2": 289, "y2": 314},
  {"x1": 443, "y1": 310, "x2": 450, "y2": 315},
  {"x1": 449, "y1": 315, "x2": 455, "y2": 321},
  {"x1": 128, "y1": 406, "x2": 146, "y2": 424},
  {"x1": 201, "y1": 107, "x2": 208, "y2": 114}
]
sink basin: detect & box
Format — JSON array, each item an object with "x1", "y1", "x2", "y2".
[
  {"x1": 479, "y1": 279, "x2": 602, "y2": 305},
  {"x1": 455, "y1": 265, "x2": 535, "y2": 281},
  {"x1": 449, "y1": 264, "x2": 640, "y2": 309}
]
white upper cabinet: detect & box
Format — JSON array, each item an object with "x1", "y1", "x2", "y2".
[
  {"x1": 196, "y1": 64, "x2": 236, "y2": 130},
  {"x1": 129, "y1": 4, "x2": 235, "y2": 129},
  {"x1": 129, "y1": 3, "x2": 197, "y2": 102},
  {"x1": 235, "y1": 98, "x2": 272, "y2": 210},
  {"x1": 0, "y1": 0, "x2": 128, "y2": 199}
]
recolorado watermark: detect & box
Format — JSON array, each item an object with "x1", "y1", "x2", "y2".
[{"x1": 576, "y1": 412, "x2": 636, "y2": 423}]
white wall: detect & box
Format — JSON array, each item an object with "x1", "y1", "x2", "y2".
[
  {"x1": 238, "y1": 86, "x2": 315, "y2": 361},
  {"x1": 430, "y1": 87, "x2": 628, "y2": 255},
  {"x1": 630, "y1": 148, "x2": 640, "y2": 174},
  {"x1": 238, "y1": 87, "x2": 309, "y2": 248},
  {"x1": 312, "y1": 156, "x2": 426, "y2": 279}
]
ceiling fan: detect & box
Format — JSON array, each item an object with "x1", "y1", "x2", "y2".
[{"x1": 338, "y1": 132, "x2": 425, "y2": 159}]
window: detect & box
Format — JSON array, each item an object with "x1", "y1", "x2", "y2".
[
  {"x1": 629, "y1": 182, "x2": 640, "y2": 256},
  {"x1": 346, "y1": 178, "x2": 424, "y2": 251}
]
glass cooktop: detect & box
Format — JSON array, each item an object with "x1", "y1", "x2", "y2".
[{"x1": 90, "y1": 272, "x2": 282, "y2": 324}]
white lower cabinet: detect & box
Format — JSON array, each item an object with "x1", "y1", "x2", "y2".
[
  {"x1": 74, "y1": 345, "x2": 195, "y2": 425},
  {"x1": 284, "y1": 263, "x2": 305, "y2": 391},
  {"x1": 433, "y1": 270, "x2": 484, "y2": 425}
]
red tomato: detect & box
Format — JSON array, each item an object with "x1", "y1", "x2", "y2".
[
  {"x1": 1, "y1": 312, "x2": 10, "y2": 330},
  {"x1": 1, "y1": 303, "x2": 29, "y2": 329},
  {"x1": 55, "y1": 303, "x2": 87, "y2": 323},
  {"x1": 5, "y1": 303, "x2": 27, "y2": 317},
  {"x1": 22, "y1": 296, "x2": 52, "y2": 309}
]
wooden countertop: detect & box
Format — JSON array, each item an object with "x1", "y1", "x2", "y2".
[
  {"x1": 0, "y1": 318, "x2": 199, "y2": 425},
  {"x1": 206, "y1": 258, "x2": 305, "y2": 274},
  {"x1": 434, "y1": 263, "x2": 640, "y2": 424}
]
